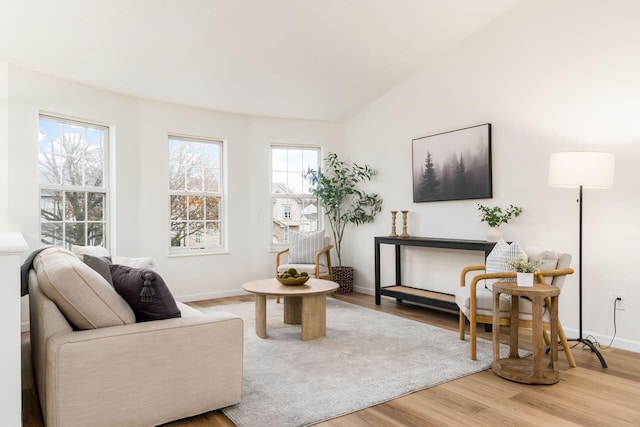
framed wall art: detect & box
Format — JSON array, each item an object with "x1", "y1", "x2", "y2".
[{"x1": 412, "y1": 123, "x2": 492, "y2": 203}]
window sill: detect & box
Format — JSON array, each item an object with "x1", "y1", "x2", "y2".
[{"x1": 168, "y1": 249, "x2": 229, "y2": 258}]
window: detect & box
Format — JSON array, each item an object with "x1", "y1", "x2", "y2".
[
  {"x1": 271, "y1": 146, "x2": 320, "y2": 247},
  {"x1": 169, "y1": 135, "x2": 224, "y2": 252},
  {"x1": 38, "y1": 115, "x2": 109, "y2": 249}
]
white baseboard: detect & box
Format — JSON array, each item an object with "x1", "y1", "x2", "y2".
[
  {"x1": 354, "y1": 285, "x2": 639, "y2": 353},
  {"x1": 353, "y1": 285, "x2": 375, "y2": 295},
  {"x1": 561, "y1": 327, "x2": 640, "y2": 354},
  {"x1": 175, "y1": 288, "x2": 248, "y2": 303}
]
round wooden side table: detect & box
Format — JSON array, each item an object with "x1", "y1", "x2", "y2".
[{"x1": 492, "y1": 282, "x2": 560, "y2": 385}]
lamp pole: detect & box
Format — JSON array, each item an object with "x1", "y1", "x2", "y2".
[
  {"x1": 549, "y1": 151, "x2": 614, "y2": 368},
  {"x1": 571, "y1": 184, "x2": 608, "y2": 368}
]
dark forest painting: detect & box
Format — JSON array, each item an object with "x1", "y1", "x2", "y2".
[{"x1": 412, "y1": 124, "x2": 492, "y2": 202}]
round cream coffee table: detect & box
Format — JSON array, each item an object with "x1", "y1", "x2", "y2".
[{"x1": 242, "y1": 278, "x2": 338, "y2": 341}]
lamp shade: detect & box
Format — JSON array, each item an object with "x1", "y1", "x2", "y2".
[{"x1": 548, "y1": 151, "x2": 615, "y2": 189}]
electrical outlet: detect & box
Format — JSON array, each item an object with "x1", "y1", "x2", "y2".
[{"x1": 614, "y1": 293, "x2": 625, "y2": 311}]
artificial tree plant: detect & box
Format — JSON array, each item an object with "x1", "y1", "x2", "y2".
[{"x1": 304, "y1": 152, "x2": 383, "y2": 268}]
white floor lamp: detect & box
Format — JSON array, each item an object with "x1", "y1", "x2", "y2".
[{"x1": 548, "y1": 151, "x2": 615, "y2": 368}]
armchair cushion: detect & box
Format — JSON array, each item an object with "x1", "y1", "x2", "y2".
[
  {"x1": 485, "y1": 239, "x2": 527, "y2": 289},
  {"x1": 526, "y1": 246, "x2": 560, "y2": 284},
  {"x1": 288, "y1": 230, "x2": 326, "y2": 264},
  {"x1": 277, "y1": 263, "x2": 330, "y2": 277},
  {"x1": 455, "y1": 285, "x2": 548, "y2": 321}
]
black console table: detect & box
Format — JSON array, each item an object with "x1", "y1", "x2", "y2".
[{"x1": 374, "y1": 236, "x2": 496, "y2": 311}]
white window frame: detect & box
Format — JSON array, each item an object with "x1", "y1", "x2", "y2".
[
  {"x1": 38, "y1": 113, "x2": 110, "y2": 250},
  {"x1": 168, "y1": 134, "x2": 226, "y2": 255},
  {"x1": 270, "y1": 145, "x2": 322, "y2": 249}
]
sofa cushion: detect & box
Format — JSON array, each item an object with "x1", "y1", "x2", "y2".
[
  {"x1": 112, "y1": 255, "x2": 162, "y2": 274},
  {"x1": 109, "y1": 264, "x2": 181, "y2": 322},
  {"x1": 71, "y1": 244, "x2": 110, "y2": 259},
  {"x1": 289, "y1": 230, "x2": 325, "y2": 264},
  {"x1": 34, "y1": 247, "x2": 136, "y2": 329}
]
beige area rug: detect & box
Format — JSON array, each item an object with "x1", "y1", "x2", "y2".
[{"x1": 200, "y1": 298, "x2": 517, "y2": 427}]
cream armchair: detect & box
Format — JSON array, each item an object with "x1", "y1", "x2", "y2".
[
  {"x1": 275, "y1": 231, "x2": 333, "y2": 281},
  {"x1": 275, "y1": 232, "x2": 333, "y2": 303},
  {"x1": 275, "y1": 243, "x2": 333, "y2": 281},
  {"x1": 455, "y1": 246, "x2": 576, "y2": 367}
]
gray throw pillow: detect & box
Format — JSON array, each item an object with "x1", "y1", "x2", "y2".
[
  {"x1": 109, "y1": 264, "x2": 181, "y2": 322},
  {"x1": 83, "y1": 254, "x2": 113, "y2": 286}
]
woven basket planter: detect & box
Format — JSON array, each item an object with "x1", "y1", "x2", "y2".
[{"x1": 332, "y1": 266, "x2": 354, "y2": 294}]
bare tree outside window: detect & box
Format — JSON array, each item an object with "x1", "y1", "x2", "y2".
[
  {"x1": 38, "y1": 115, "x2": 108, "y2": 249},
  {"x1": 169, "y1": 136, "x2": 224, "y2": 251}
]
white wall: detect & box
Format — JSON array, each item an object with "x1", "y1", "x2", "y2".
[
  {"x1": 6, "y1": 66, "x2": 342, "y2": 327},
  {"x1": 0, "y1": 233, "x2": 28, "y2": 426},
  {"x1": 246, "y1": 117, "x2": 343, "y2": 280},
  {"x1": 0, "y1": 62, "x2": 8, "y2": 231},
  {"x1": 343, "y1": 0, "x2": 640, "y2": 351}
]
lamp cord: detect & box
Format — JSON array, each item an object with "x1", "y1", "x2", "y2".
[{"x1": 570, "y1": 297, "x2": 618, "y2": 351}]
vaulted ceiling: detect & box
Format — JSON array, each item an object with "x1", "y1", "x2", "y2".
[{"x1": 0, "y1": 0, "x2": 519, "y2": 121}]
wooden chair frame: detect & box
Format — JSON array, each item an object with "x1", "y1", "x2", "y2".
[
  {"x1": 458, "y1": 265, "x2": 577, "y2": 368},
  {"x1": 275, "y1": 245, "x2": 333, "y2": 303},
  {"x1": 275, "y1": 244, "x2": 334, "y2": 281}
]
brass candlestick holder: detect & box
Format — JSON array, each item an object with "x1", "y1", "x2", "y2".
[
  {"x1": 389, "y1": 211, "x2": 398, "y2": 237},
  {"x1": 400, "y1": 210, "x2": 409, "y2": 237}
]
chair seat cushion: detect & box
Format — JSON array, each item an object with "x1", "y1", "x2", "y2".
[
  {"x1": 455, "y1": 284, "x2": 549, "y2": 321},
  {"x1": 277, "y1": 263, "x2": 329, "y2": 277}
]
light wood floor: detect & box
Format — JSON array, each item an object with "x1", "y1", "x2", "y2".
[{"x1": 22, "y1": 292, "x2": 640, "y2": 427}]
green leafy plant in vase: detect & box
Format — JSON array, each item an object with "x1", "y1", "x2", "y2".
[
  {"x1": 477, "y1": 203, "x2": 523, "y2": 242},
  {"x1": 304, "y1": 152, "x2": 383, "y2": 293}
]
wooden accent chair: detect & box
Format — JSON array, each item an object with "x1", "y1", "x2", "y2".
[
  {"x1": 275, "y1": 243, "x2": 333, "y2": 282},
  {"x1": 275, "y1": 234, "x2": 333, "y2": 303},
  {"x1": 455, "y1": 246, "x2": 577, "y2": 367}
]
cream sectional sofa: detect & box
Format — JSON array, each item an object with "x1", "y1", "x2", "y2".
[{"x1": 28, "y1": 247, "x2": 243, "y2": 427}]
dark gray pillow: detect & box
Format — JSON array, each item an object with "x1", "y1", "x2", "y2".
[
  {"x1": 83, "y1": 254, "x2": 114, "y2": 286},
  {"x1": 109, "y1": 264, "x2": 181, "y2": 322}
]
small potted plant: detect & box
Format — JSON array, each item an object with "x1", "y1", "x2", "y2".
[
  {"x1": 507, "y1": 255, "x2": 542, "y2": 287},
  {"x1": 477, "y1": 204, "x2": 523, "y2": 242}
]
